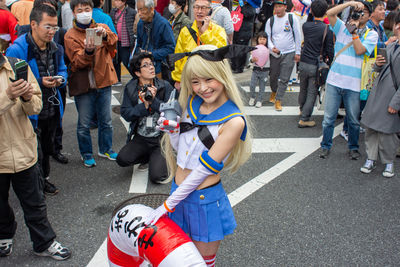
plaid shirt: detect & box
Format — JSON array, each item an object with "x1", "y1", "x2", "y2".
[{"x1": 115, "y1": 9, "x2": 130, "y2": 47}]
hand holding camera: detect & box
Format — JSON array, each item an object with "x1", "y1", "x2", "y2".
[{"x1": 139, "y1": 84, "x2": 156, "y2": 108}]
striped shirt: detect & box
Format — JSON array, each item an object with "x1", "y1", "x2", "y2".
[{"x1": 326, "y1": 19, "x2": 378, "y2": 92}]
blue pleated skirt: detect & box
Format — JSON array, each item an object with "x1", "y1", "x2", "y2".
[{"x1": 169, "y1": 179, "x2": 237, "y2": 243}]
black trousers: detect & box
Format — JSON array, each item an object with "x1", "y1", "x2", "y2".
[
  {"x1": 0, "y1": 164, "x2": 56, "y2": 252},
  {"x1": 116, "y1": 134, "x2": 168, "y2": 183},
  {"x1": 231, "y1": 35, "x2": 252, "y2": 71},
  {"x1": 37, "y1": 115, "x2": 58, "y2": 178},
  {"x1": 54, "y1": 87, "x2": 66, "y2": 153}
]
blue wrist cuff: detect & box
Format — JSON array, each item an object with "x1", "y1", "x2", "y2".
[{"x1": 199, "y1": 151, "x2": 224, "y2": 174}]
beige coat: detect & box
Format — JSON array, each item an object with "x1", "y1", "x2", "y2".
[{"x1": 0, "y1": 55, "x2": 42, "y2": 173}]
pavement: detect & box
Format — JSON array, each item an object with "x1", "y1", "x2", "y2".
[{"x1": 1, "y1": 66, "x2": 400, "y2": 267}]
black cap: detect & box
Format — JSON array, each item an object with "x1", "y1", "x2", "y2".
[
  {"x1": 361, "y1": 0, "x2": 373, "y2": 14},
  {"x1": 273, "y1": 0, "x2": 287, "y2": 5}
]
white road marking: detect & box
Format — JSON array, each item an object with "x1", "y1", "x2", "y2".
[
  {"x1": 244, "y1": 106, "x2": 324, "y2": 116},
  {"x1": 241, "y1": 85, "x2": 300, "y2": 93},
  {"x1": 129, "y1": 165, "x2": 149, "y2": 193},
  {"x1": 228, "y1": 123, "x2": 342, "y2": 207},
  {"x1": 87, "y1": 239, "x2": 107, "y2": 267}
]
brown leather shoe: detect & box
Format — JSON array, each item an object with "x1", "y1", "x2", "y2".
[
  {"x1": 274, "y1": 100, "x2": 282, "y2": 111},
  {"x1": 269, "y1": 92, "x2": 276, "y2": 103},
  {"x1": 298, "y1": 120, "x2": 316, "y2": 128}
]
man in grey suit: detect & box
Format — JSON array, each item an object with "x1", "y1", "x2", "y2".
[{"x1": 360, "y1": 11, "x2": 400, "y2": 178}]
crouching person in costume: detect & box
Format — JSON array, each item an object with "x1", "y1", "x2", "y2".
[{"x1": 144, "y1": 44, "x2": 253, "y2": 267}]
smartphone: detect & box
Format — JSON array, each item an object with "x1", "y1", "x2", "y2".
[
  {"x1": 14, "y1": 60, "x2": 28, "y2": 81},
  {"x1": 52, "y1": 75, "x2": 65, "y2": 83},
  {"x1": 86, "y1": 28, "x2": 95, "y2": 45},
  {"x1": 378, "y1": 48, "x2": 387, "y2": 60},
  {"x1": 345, "y1": 23, "x2": 357, "y2": 34},
  {"x1": 201, "y1": 9, "x2": 213, "y2": 26}
]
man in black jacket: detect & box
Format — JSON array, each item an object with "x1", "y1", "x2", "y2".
[
  {"x1": 298, "y1": 0, "x2": 334, "y2": 127},
  {"x1": 116, "y1": 52, "x2": 173, "y2": 184}
]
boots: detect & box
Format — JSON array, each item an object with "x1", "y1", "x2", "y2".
[
  {"x1": 269, "y1": 92, "x2": 276, "y2": 103},
  {"x1": 274, "y1": 100, "x2": 282, "y2": 111}
]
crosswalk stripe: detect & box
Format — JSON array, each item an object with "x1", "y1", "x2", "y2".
[
  {"x1": 244, "y1": 106, "x2": 324, "y2": 116},
  {"x1": 241, "y1": 85, "x2": 300, "y2": 93}
]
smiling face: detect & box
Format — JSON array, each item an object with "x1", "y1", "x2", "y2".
[
  {"x1": 191, "y1": 77, "x2": 227, "y2": 106},
  {"x1": 372, "y1": 4, "x2": 386, "y2": 22}
]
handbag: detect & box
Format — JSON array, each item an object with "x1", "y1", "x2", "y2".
[
  {"x1": 231, "y1": 6, "x2": 244, "y2": 32},
  {"x1": 316, "y1": 25, "x2": 329, "y2": 87},
  {"x1": 360, "y1": 29, "x2": 377, "y2": 101},
  {"x1": 68, "y1": 67, "x2": 90, "y2": 97}
]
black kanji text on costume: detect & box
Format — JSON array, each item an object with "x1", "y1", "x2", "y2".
[
  {"x1": 138, "y1": 225, "x2": 158, "y2": 250},
  {"x1": 112, "y1": 209, "x2": 129, "y2": 232},
  {"x1": 125, "y1": 216, "x2": 145, "y2": 239}
]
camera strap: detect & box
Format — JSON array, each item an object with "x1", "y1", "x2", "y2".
[{"x1": 332, "y1": 41, "x2": 353, "y2": 65}]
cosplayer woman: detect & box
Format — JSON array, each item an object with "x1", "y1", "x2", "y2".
[{"x1": 144, "y1": 45, "x2": 253, "y2": 266}]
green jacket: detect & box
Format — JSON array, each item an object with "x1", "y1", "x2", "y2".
[{"x1": 169, "y1": 12, "x2": 192, "y2": 41}]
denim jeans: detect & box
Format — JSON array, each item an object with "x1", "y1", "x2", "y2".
[
  {"x1": 74, "y1": 86, "x2": 113, "y2": 157},
  {"x1": 321, "y1": 83, "x2": 360, "y2": 150},
  {"x1": 298, "y1": 62, "x2": 318, "y2": 121},
  {"x1": 343, "y1": 99, "x2": 366, "y2": 132},
  {"x1": 114, "y1": 41, "x2": 131, "y2": 82},
  {"x1": 249, "y1": 69, "x2": 268, "y2": 102}
]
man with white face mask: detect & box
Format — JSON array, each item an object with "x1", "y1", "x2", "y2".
[
  {"x1": 64, "y1": 0, "x2": 119, "y2": 168},
  {"x1": 167, "y1": 0, "x2": 192, "y2": 41}
]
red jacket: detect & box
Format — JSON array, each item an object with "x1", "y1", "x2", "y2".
[{"x1": 0, "y1": 9, "x2": 18, "y2": 43}]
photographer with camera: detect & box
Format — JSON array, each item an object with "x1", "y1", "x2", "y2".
[
  {"x1": 116, "y1": 52, "x2": 174, "y2": 184},
  {"x1": 319, "y1": 0, "x2": 378, "y2": 160}
]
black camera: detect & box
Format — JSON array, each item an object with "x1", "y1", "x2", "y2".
[
  {"x1": 140, "y1": 84, "x2": 154, "y2": 101},
  {"x1": 350, "y1": 8, "x2": 364, "y2": 20}
]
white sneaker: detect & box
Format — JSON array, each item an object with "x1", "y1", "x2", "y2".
[
  {"x1": 248, "y1": 98, "x2": 255, "y2": 106},
  {"x1": 360, "y1": 159, "x2": 375, "y2": 174},
  {"x1": 34, "y1": 240, "x2": 71, "y2": 261},
  {"x1": 340, "y1": 130, "x2": 348, "y2": 142},
  {"x1": 255, "y1": 101, "x2": 262, "y2": 108},
  {"x1": 382, "y1": 163, "x2": 394, "y2": 178}
]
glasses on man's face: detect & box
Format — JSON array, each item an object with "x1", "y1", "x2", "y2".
[
  {"x1": 140, "y1": 62, "x2": 155, "y2": 69},
  {"x1": 193, "y1": 5, "x2": 211, "y2": 11},
  {"x1": 42, "y1": 25, "x2": 60, "y2": 32}
]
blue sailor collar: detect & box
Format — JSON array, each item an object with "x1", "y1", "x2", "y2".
[{"x1": 187, "y1": 95, "x2": 247, "y2": 141}]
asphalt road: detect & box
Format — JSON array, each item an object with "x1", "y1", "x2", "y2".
[{"x1": 2, "y1": 69, "x2": 400, "y2": 267}]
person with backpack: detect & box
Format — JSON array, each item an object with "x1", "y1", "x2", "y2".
[
  {"x1": 298, "y1": 0, "x2": 334, "y2": 128},
  {"x1": 171, "y1": 0, "x2": 226, "y2": 90},
  {"x1": 265, "y1": 0, "x2": 301, "y2": 111},
  {"x1": 210, "y1": 0, "x2": 233, "y2": 44}
]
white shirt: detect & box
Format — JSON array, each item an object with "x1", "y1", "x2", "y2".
[{"x1": 265, "y1": 13, "x2": 302, "y2": 55}]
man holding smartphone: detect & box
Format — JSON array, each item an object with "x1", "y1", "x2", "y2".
[
  {"x1": 172, "y1": 0, "x2": 227, "y2": 90},
  {"x1": 319, "y1": 0, "x2": 378, "y2": 160},
  {"x1": 0, "y1": 53, "x2": 70, "y2": 260},
  {"x1": 6, "y1": 4, "x2": 68, "y2": 196}
]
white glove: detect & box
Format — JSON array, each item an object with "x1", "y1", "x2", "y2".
[
  {"x1": 165, "y1": 163, "x2": 215, "y2": 212},
  {"x1": 156, "y1": 112, "x2": 180, "y2": 133},
  {"x1": 143, "y1": 204, "x2": 168, "y2": 226}
]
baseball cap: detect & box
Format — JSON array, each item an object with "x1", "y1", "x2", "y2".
[
  {"x1": 273, "y1": 0, "x2": 287, "y2": 5},
  {"x1": 5, "y1": 0, "x2": 18, "y2": 7},
  {"x1": 361, "y1": 0, "x2": 373, "y2": 14}
]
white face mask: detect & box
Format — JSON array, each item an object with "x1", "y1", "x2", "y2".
[
  {"x1": 168, "y1": 4, "x2": 177, "y2": 14},
  {"x1": 76, "y1": 11, "x2": 92, "y2": 25}
]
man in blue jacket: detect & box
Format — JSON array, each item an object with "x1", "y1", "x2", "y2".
[
  {"x1": 136, "y1": 0, "x2": 175, "y2": 78},
  {"x1": 7, "y1": 4, "x2": 67, "y2": 196}
]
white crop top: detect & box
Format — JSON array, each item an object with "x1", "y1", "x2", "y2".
[{"x1": 176, "y1": 109, "x2": 229, "y2": 170}]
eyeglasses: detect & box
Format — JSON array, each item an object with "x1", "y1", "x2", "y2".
[
  {"x1": 193, "y1": 5, "x2": 211, "y2": 11},
  {"x1": 42, "y1": 25, "x2": 60, "y2": 32},
  {"x1": 140, "y1": 62, "x2": 155, "y2": 69}
]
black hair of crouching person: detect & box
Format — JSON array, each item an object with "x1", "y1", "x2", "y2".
[{"x1": 129, "y1": 52, "x2": 155, "y2": 79}]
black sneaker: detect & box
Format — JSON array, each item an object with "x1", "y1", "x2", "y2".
[
  {"x1": 0, "y1": 239, "x2": 12, "y2": 257},
  {"x1": 52, "y1": 152, "x2": 68, "y2": 164},
  {"x1": 44, "y1": 179, "x2": 59, "y2": 196},
  {"x1": 349, "y1": 150, "x2": 361, "y2": 160},
  {"x1": 319, "y1": 148, "x2": 330, "y2": 159},
  {"x1": 34, "y1": 240, "x2": 71, "y2": 261}
]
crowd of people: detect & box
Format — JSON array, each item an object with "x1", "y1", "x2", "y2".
[{"x1": 0, "y1": 0, "x2": 399, "y2": 264}]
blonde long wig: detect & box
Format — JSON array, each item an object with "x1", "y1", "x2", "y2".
[{"x1": 161, "y1": 45, "x2": 253, "y2": 178}]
